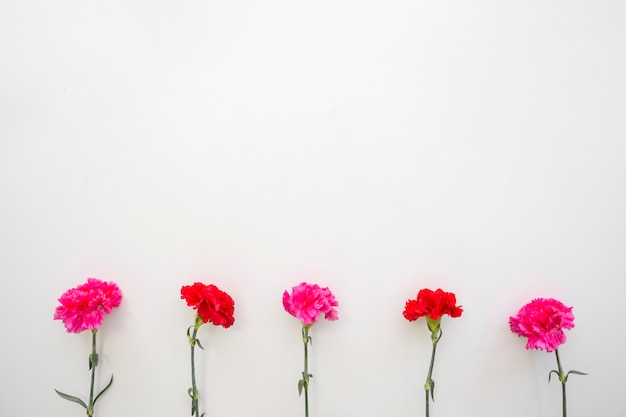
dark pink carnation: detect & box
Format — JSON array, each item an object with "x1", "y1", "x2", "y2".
[
  {"x1": 283, "y1": 282, "x2": 338, "y2": 326},
  {"x1": 509, "y1": 298, "x2": 575, "y2": 352},
  {"x1": 181, "y1": 282, "x2": 235, "y2": 328},
  {"x1": 54, "y1": 278, "x2": 122, "y2": 333}
]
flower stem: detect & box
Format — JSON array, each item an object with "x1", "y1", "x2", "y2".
[
  {"x1": 54, "y1": 328, "x2": 113, "y2": 416},
  {"x1": 555, "y1": 349, "x2": 566, "y2": 417},
  {"x1": 190, "y1": 325, "x2": 201, "y2": 417},
  {"x1": 87, "y1": 329, "x2": 97, "y2": 417},
  {"x1": 302, "y1": 325, "x2": 311, "y2": 417},
  {"x1": 424, "y1": 330, "x2": 440, "y2": 417}
]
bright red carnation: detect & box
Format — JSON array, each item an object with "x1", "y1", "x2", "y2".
[
  {"x1": 509, "y1": 298, "x2": 574, "y2": 352},
  {"x1": 403, "y1": 288, "x2": 463, "y2": 322},
  {"x1": 53, "y1": 278, "x2": 122, "y2": 333},
  {"x1": 181, "y1": 282, "x2": 235, "y2": 328}
]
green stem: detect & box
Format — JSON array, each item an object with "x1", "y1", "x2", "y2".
[
  {"x1": 424, "y1": 331, "x2": 440, "y2": 417},
  {"x1": 190, "y1": 325, "x2": 201, "y2": 417},
  {"x1": 303, "y1": 326, "x2": 310, "y2": 417},
  {"x1": 54, "y1": 328, "x2": 113, "y2": 416},
  {"x1": 87, "y1": 329, "x2": 97, "y2": 417},
  {"x1": 555, "y1": 349, "x2": 566, "y2": 417}
]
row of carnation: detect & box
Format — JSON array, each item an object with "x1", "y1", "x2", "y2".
[
  {"x1": 53, "y1": 278, "x2": 581, "y2": 417},
  {"x1": 53, "y1": 277, "x2": 574, "y2": 354}
]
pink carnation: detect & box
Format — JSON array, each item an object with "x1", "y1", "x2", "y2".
[
  {"x1": 509, "y1": 298, "x2": 575, "y2": 352},
  {"x1": 54, "y1": 278, "x2": 122, "y2": 333},
  {"x1": 283, "y1": 282, "x2": 338, "y2": 326}
]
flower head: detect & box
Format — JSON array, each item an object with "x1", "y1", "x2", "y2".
[
  {"x1": 283, "y1": 282, "x2": 338, "y2": 326},
  {"x1": 403, "y1": 288, "x2": 463, "y2": 322},
  {"x1": 509, "y1": 297, "x2": 574, "y2": 352},
  {"x1": 181, "y1": 282, "x2": 235, "y2": 328},
  {"x1": 54, "y1": 278, "x2": 122, "y2": 333}
]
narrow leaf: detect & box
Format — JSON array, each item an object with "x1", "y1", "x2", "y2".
[
  {"x1": 298, "y1": 379, "x2": 304, "y2": 396},
  {"x1": 54, "y1": 389, "x2": 87, "y2": 409},
  {"x1": 93, "y1": 374, "x2": 114, "y2": 404},
  {"x1": 548, "y1": 370, "x2": 559, "y2": 383},
  {"x1": 90, "y1": 353, "x2": 99, "y2": 369},
  {"x1": 196, "y1": 338, "x2": 204, "y2": 350},
  {"x1": 188, "y1": 388, "x2": 194, "y2": 398},
  {"x1": 430, "y1": 380, "x2": 436, "y2": 402},
  {"x1": 568, "y1": 370, "x2": 588, "y2": 377}
]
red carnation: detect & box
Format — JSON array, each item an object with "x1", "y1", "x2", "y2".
[
  {"x1": 403, "y1": 288, "x2": 463, "y2": 322},
  {"x1": 403, "y1": 288, "x2": 462, "y2": 417},
  {"x1": 181, "y1": 282, "x2": 235, "y2": 417},
  {"x1": 181, "y1": 282, "x2": 235, "y2": 328}
]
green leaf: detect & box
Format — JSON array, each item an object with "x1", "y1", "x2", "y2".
[
  {"x1": 195, "y1": 338, "x2": 204, "y2": 350},
  {"x1": 548, "y1": 370, "x2": 559, "y2": 383},
  {"x1": 430, "y1": 380, "x2": 436, "y2": 402},
  {"x1": 188, "y1": 388, "x2": 199, "y2": 399},
  {"x1": 187, "y1": 327, "x2": 194, "y2": 346},
  {"x1": 54, "y1": 389, "x2": 87, "y2": 409},
  {"x1": 568, "y1": 370, "x2": 588, "y2": 377},
  {"x1": 93, "y1": 374, "x2": 114, "y2": 405},
  {"x1": 89, "y1": 353, "x2": 99, "y2": 370},
  {"x1": 298, "y1": 379, "x2": 305, "y2": 396}
]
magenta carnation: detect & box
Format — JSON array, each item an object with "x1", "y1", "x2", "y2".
[
  {"x1": 54, "y1": 278, "x2": 122, "y2": 333},
  {"x1": 283, "y1": 282, "x2": 338, "y2": 326},
  {"x1": 509, "y1": 298, "x2": 575, "y2": 352}
]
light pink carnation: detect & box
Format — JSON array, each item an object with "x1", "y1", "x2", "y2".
[
  {"x1": 509, "y1": 298, "x2": 574, "y2": 352},
  {"x1": 283, "y1": 282, "x2": 338, "y2": 326},
  {"x1": 54, "y1": 278, "x2": 122, "y2": 333}
]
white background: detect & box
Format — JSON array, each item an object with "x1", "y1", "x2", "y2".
[{"x1": 1, "y1": 1, "x2": 625, "y2": 416}]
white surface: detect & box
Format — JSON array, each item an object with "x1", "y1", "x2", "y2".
[{"x1": 2, "y1": 1, "x2": 625, "y2": 416}]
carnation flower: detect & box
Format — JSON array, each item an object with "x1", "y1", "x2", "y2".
[
  {"x1": 509, "y1": 297, "x2": 575, "y2": 352},
  {"x1": 181, "y1": 282, "x2": 235, "y2": 417},
  {"x1": 283, "y1": 282, "x2": 338, "y2": 417},
  {"x1": 403, "y1": 288, "x2": 463, "y2": 323},
  {"x1": 282, "y1": 282, "x2": 338, "y2": 326},
  {"x1": 54, "y1": 278, "x2": 122, "y2": 333},
  {"x1": 509, "y1": 297, "x2": 586, "y2": 417},
  {"x1": 53, "y1": 278, "x2": 122, "y2": 417},
  {"x1": 403, "y1": 288, "x2": 462, "y2": 417},
  {"x1": 181, "y1": 282, "x2": 235, "y2": 328}
]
